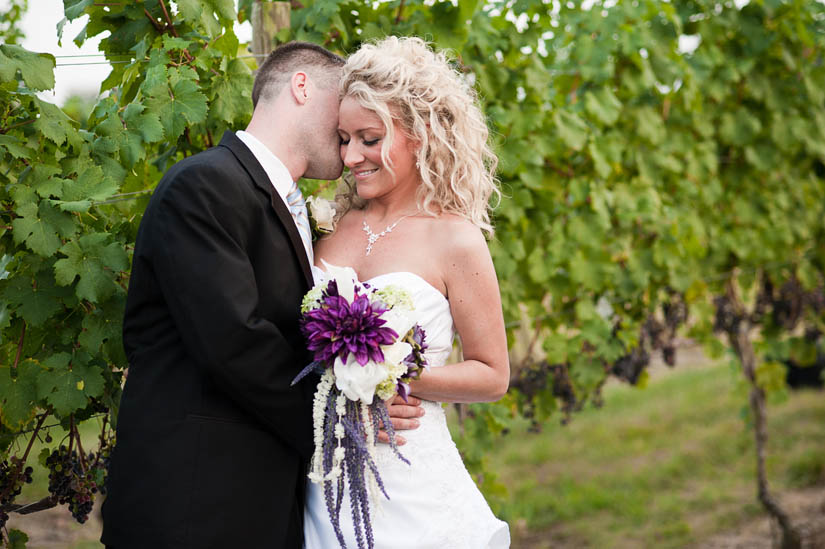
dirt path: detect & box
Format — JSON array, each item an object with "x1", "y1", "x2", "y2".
[
  {"x1": 5, "y1": 500, "x2": 102, "y2": 549},
  {"x1": 693, "y1": 487, "x2": 825, "y2": 549}
]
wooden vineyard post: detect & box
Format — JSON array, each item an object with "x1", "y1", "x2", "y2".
[{"x1": 251, "y1": 1, "x2": 291, "y2": 62}]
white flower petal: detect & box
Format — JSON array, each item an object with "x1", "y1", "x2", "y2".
[
  {"x1": 307, "y1": 196, "x2": 336, "y2": 232},
  {"x1": 333, "y1": 354, "x2": 389, "y2": 404},
  {"x1": 381, "y1": 341, "x2": 412, "y2": 367},
  {"x1": 381, "y1": 310, "x2": 416, "y2": 339},
  {"x1": 320, "y1": 259, "x2": 359, "y2": 303}
]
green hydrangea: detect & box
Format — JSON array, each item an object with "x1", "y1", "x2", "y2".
[
  {"x1": 301, "y1": 286, "x2": 324, "y2": 313},
  {"x1": 375, "y1": 360, "x2": 409, "y2": 401},
  {"x1": 376, "y1": 378, "x2": 398, "y2": 401},
  {"x1": 376, "y1": 285, "x2": 414, "y2": 311}
]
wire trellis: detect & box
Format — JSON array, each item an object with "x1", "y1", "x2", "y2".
[{"x1": 51, "y1": 53, "x2": 263, "y2": 67}]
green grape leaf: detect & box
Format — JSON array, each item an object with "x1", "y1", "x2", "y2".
[
  {"x1": 79, "y1": 310, "x2": 121, "y2": 354},
  {"x1": 207, "y1": 0, "x2": 236, "y2": 21},
  {"x1": 55, "y1": 164, "x2": 119, "y2": 211},
  {"x1": 11, "y1": 201, "x2": 76, "y2": 257},
  {"x1": 584, "y1": 87, "x2": 623, "y2": 126},
  {"x1": 54, "y1": 233, "x2": 128, "y2": 303},
  {"x1": 719, "y1": 108, "x2": 763, "y2": 146},
  {"x1": 634, "y1": 106, "x2": 665, "y2": 144},
  {"x1": 170, "y1": 69, "x2": 209, "y2": 122},
  {"x1": 92, "y1": 102, "x2": 165, "y2": 169},
  {"x1": 0, "y1": 361, "x2": 41, "y2": 430},
  {"x1": 162, "y1": 36, "x2": 191, "y2": 52},
  {"x1": 526, "y1": 246, "x2": 549, "y2": 283},
  {"x1": 0, "y1": 134, "x2": 34, "y2": 160},
  {"x1": 588, "y1": 141, "x2": 612, "y2": 178},
  {"x1": 31, "y1": 168, "x2": 68, "y2": 199},
  {"x1": 144, "y1": 67, "x2": 208, "y2": 140},
  {"x1": 208, "y1": 58, "x2": 253, "y2": 124},
  {"x1": 123, "y1": 102, "x2": 165, "y2": 142},
  {"x1": 0, "y1": 254, "x2": 11, "y2": 281},
  {"x1": 64, "y1": 0, "x2": 94, "y2": 20},
  {"x1": 176, "y1": 0, "x2": 226, "y2": 35},
  {"x1": 2, "y1": 271, "x2": 70, "y2": 326},
  {"x1": 10, "y1": 210, "x2": 59, "y2": 258},
  {"x1": 0, "y1": 44, "x2": 56, "y2": 91},
  {"x1": 570, "y1": 249, "x2": 603, "y2": 291},
  {"x1": 33, "y1": 99, "x2": 80, "y2": 147},
  {"x1": 554, "y1": 110, "x2": 589, "y2": 150},
  {"x1": 35, "y1": 353, "x2": 85, "y2": 416},
  {"x1": 211, "y1": 29, "x2": 240, "y2": 58},
  {"x1": 0, "y1": 304, "x2": 9, "y2": 343},
  {"x1": 5, "y1": 529, "x2": 29, "y2": 549}
]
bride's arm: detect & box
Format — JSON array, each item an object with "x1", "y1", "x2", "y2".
[{"x1": 409, "y1": 222, "x2": 510, "y2": 403}]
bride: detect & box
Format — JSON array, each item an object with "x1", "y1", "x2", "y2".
[{"x1": 303, "y1": 36, "x2": 511, "y2": 548}]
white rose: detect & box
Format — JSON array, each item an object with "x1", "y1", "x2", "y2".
[
  {"x1": 319, "y1": 259, "x2": 360, "y2": 303},
  {"x1": 381, "y1": 309, "x2": 416, "y2": 340},
  {"x1": 306, "y1": 196, "x2": 336, "y2": 233},
  {"x1": 333, "y1": 354, "x2": 389, "y2": 404},
  {"x1": 381, "y1": 340, "x2": 413, "y2": 367}
]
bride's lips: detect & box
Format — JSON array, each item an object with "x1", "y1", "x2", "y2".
[{"x1": 352, "y1": 168, "x2": 378, "y2": 180}]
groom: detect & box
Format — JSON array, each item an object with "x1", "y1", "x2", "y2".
[{"x1": 101, "y1": 42, "x2": 421, "y2": 548}]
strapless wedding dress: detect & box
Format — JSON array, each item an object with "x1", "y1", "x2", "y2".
[{"x1": 303, "y1": 270, "x2": 510, "y2": 548}]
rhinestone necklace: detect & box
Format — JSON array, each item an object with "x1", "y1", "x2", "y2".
[{"x1": 362, "y1": 210, "x2": 418, "y2": 256}]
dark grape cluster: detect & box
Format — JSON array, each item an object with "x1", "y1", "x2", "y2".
[
  {"x1": 612, "y1": 293, "x2": 688, "y2": 384},
  {"x1": 510, "y1": 361, "x2": 579, "y2": 429},
  {"x1": 511, "y1": 295, "x2": 690, "y2": 429},
  {"x1": 0, "y1": 457, "x2": 34, "y2": 528},
  {"x1": 45, "y1": 446, "x2": 104, "y2": 524},
  {"x1": 731, "y1": 275, "x2": 825, "y2": 334},
  {"x1": 713, "y1": 294, "x2": 743, "y2": 334},
  {"x1": 612, "y1": 344, "x2": 650, "y2": 385},
  {"x1": 550, "y1": 363, "x2": 578, "y2": 424},
  {"x1": 716, "y1": 275, "x2": 825, "y2": 389}
]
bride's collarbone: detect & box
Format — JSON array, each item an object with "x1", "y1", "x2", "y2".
[{"x1": 316, "y1": 218, "x2": 449, "y2": 295}]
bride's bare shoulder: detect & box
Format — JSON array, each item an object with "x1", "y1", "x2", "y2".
[{"x1": 426, "y1": 214, "x2": 489, "y2": 258}]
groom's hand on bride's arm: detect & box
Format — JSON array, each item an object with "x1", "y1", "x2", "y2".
[{"x1": 378, "y1": 395, "x2": 424, "y2": 445}]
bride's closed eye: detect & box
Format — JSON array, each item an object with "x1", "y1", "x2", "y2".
[{"x1": 339, "y1": 137, "x2": 381, "y2": 146}]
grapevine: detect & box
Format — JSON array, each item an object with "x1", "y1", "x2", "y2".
[
  {"x1": 0, "y1": 458, "x2": 33, "y2": 529},
  {"x1": 0, "y1": 1, "x2": 823, "y2": 547}
]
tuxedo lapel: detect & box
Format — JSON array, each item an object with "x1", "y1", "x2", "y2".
[{"x1": 217, "y1": 131, "x2": 314, "y2": 288}]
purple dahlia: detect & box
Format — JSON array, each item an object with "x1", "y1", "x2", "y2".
[{"x1": 301, "y1": 288, "x2": 398, "y2": 366}]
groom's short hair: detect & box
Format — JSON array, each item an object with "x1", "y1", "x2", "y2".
[{"x1": 252, "y1": 42, "x2": 345, "y2": 108}]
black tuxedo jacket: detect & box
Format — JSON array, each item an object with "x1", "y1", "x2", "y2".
[{"x1": 102, "y1": 132, "x2": 316, "y2": 548}]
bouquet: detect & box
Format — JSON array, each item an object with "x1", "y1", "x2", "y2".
[{"x1": 292, "y1": 262, "x2": 428, "y2": 549}]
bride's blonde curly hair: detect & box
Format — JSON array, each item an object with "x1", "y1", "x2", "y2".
[{"x1": 335, "y1": 36, "x2": 499, "y2": 236}]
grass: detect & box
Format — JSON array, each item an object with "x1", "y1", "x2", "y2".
[
  {"x1": 7, "y1": 362, "x2": 824, "y2": 548},
  {"x1": 465, "y1": 362, "x2": 825, "y2": 548}
]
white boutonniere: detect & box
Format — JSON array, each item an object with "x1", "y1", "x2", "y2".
[{"x1": 306, "y1": 196, "x2": 336, "y2": 239}]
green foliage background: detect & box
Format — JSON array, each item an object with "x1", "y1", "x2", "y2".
[{"x1": 1, "y1": 0, "x2": 824, "y2": 537}]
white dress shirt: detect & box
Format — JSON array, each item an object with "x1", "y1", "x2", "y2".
[{"x1": 235, "y1": 130, "x2": 313, "y2": 265}]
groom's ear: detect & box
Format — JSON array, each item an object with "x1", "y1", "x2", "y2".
[{"x1": 290, "y1": 71, "x2": 310, "y2": 105}]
